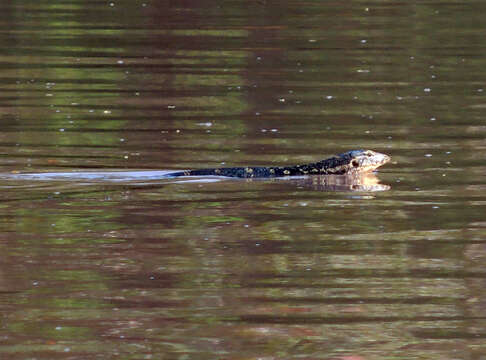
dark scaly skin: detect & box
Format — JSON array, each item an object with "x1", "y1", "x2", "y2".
[{"x1": 168, "y1": 149, "x2": 390, "y2": 179}]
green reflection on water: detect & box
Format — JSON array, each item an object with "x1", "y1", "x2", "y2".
[{"x1": 8, "y1": 322, "x2": 91, "y2": 340}]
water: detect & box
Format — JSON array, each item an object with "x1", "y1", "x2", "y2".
[{"x1": 1, "y1": 0, "x2": 486, "y2": 359}]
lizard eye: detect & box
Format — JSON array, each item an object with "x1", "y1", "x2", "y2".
[{"x1": 352, "y1": 160, "x2": 359, "y2": 167}]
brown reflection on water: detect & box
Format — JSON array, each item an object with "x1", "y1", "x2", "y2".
[
  {"x1": 0, "y1": 176, "x2": 485, "y2": 358},
  {"x1": 0, "y1": 0, "x2": 486, "y2": 359}
]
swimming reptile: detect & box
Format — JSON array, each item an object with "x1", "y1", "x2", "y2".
[{"x1": 168, "y1": 149, "x2": 390, "y2": 178}]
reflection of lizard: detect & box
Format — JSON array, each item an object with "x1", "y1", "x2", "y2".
[
  {"x1": 168, "y1": 150, "x2": 390, "y2": 178},
  {"x1": 282, "y1": 173, "x2": 391, "y2": 192}
]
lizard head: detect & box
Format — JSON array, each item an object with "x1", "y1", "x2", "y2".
[{"x1": 340, "y1": 149, "x2": 391, "y2": 174}]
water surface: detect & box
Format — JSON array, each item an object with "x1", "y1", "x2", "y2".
[{"x1": 0, "y1": 0, "x2": 486, "y2": 359}]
